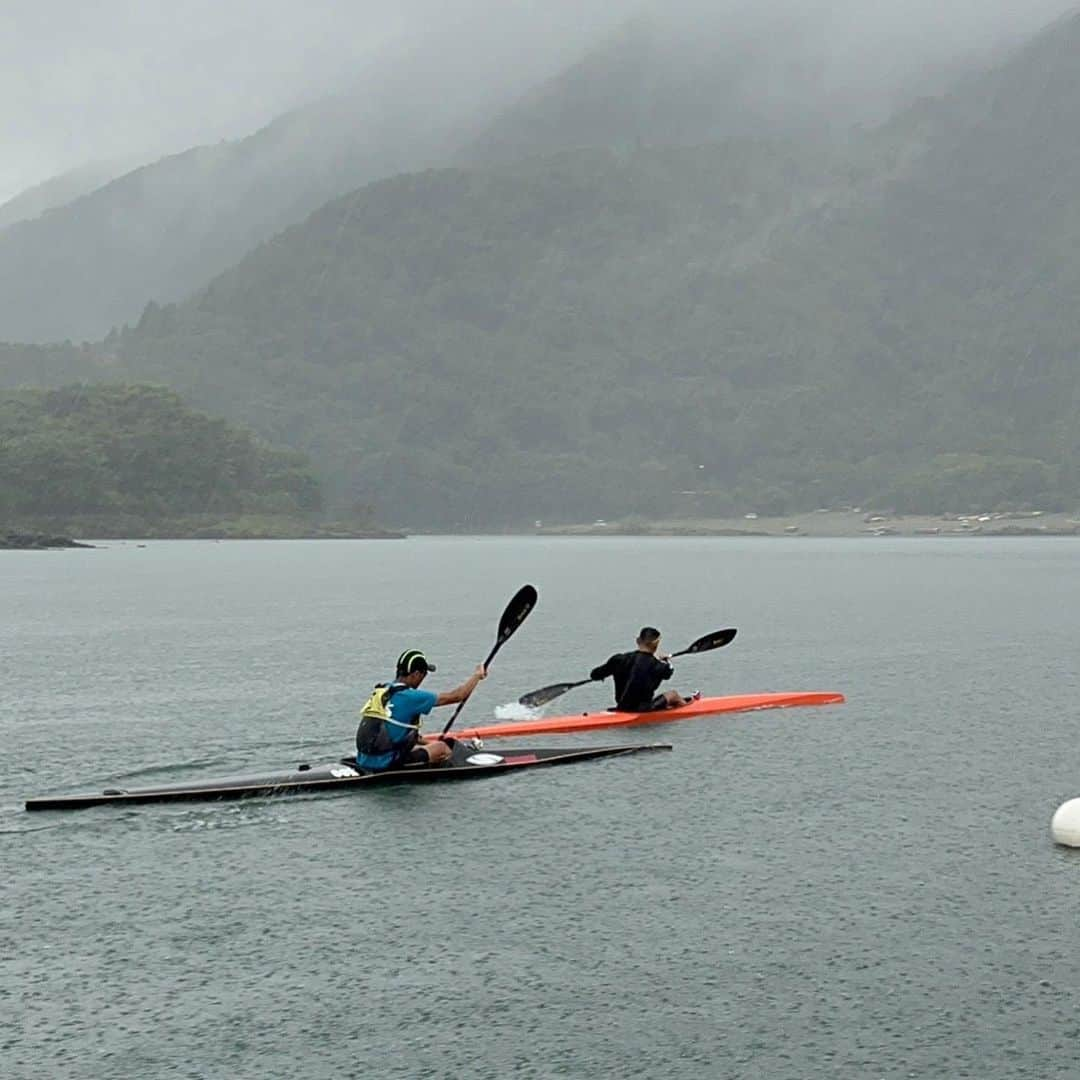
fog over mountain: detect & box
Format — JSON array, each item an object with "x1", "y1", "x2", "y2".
[
  {"x1": 3, "y1": 0, "x2": 1075, "y2": 205},
  {"x1": 0, "y1": 158, "x2": 144, "y2": 231},
  {"x1": 0, "y1": 0, "x2": 618, "y2": 206}
]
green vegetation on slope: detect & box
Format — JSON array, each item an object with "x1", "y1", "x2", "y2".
[
  {"x1": 0, "y1": 384, "x2": 323, "y2": 535},
  {"x1": 111, "y1": 143, "x2": 847, "y2": 527}
]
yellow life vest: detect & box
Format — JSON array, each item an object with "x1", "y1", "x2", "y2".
[{"x1": 355, "y1": 683, "x2": 419, "y2": 757}]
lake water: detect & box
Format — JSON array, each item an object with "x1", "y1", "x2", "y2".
[{"x1": 3, "y1": 536, "x2": 1080, "y2": 1079}]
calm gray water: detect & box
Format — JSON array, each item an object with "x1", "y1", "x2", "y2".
[{"x1": 3, "y1": 536, "x2": 1080, "y2": 1080}]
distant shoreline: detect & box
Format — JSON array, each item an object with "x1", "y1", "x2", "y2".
[
  {"x1": 532, "y1": 510, "x2": 1080, "y2": 539},
  {"x1": 1, "y1": 525, "x2": 405, "y2": 547},
  {"x1": 8, "y1": 512, "x2": 1080, "y2": 546}
]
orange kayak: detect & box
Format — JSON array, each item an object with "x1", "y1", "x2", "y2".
[{"x1": 457, "y1": 691, "x2": 845, "y2": 740}]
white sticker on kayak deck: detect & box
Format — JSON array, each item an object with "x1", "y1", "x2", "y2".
[
  {"x1": 466, "y1": 753, "x2": 504, "y2": 766},
  {"x1": 330, "y1": 765, "x2": 360, "y2": 778}
]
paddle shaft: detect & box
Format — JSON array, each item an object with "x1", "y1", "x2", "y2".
[{"x1": 440, "y1": 639, "x2": 507, "y2": 735}]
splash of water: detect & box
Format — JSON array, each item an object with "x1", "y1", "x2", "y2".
[{"x1": 493, "y1": 701, "x2": 539, "y2": 722}]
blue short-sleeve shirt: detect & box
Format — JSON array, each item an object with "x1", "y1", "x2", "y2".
[{"x1": 356, "y1": 682, "x2": 438, "y2": 771}]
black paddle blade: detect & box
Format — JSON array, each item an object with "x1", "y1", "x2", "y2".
[
  {"x1": 518, "y1": 679, "x2": 589, "y2": 709},
  {"x1": 495, "y1": 584, "x2": 538, "y2": 650},
  {"x1": 443, "y1": 584, "x2": 538, "y2": 735},
  {"x1": 676, "y1": 628, "x2": 738, "y2": 656}
]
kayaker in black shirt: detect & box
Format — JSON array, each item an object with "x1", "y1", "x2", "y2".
[{"x1": 590, "y1": 627, "x2": 698, "y2": 712}]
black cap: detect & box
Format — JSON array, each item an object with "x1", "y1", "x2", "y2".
[{"x1": 396, "y1": 649, "x2": 437, "y2": 675}]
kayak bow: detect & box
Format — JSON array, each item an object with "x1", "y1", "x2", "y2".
[
  {"x1": 24, "y1": 741, "x2": 670, "y2": 811},
  {"x1": 457, "y1": 690, "x2": 845, "y2": 740}
]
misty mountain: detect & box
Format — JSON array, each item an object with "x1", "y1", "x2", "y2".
[
  {"x1": 732, "y1": 6, "x2": 1080, "y2": 498},
  {"x1": 462, "y1": 6, "x2": 1023, "y2": 164},
  {"x1": 5, "y1": 9, "x2": 1080, "y2": 526},
  {"x1": 465, "y1": 15, "x2": 849, "y2": 162},
  {"x1": 0, "y1": 4, "x2": 1046, "y2": 346},
  {"x1": 0, "y1": 85, "x2": 483, "y2": 344},
  {"x1": 0, "y1": 158, "x2": 141, "y2": 231}
]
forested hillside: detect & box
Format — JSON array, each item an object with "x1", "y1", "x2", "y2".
[
  {"x1": 0, "y1": 384, "x2": 322, "y2": 535},
  {"x1": 80, "y1": 143, "x2": 846, "y2": 527}
]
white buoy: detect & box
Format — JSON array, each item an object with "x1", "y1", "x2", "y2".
[{"x1": 1051, "y1": 799, "x2": 1080, "y2": 847}]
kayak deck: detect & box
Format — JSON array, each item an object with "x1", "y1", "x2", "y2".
[
  {"x1": 458, "y1": 690, "x2": 845, "y2": 740},
  {"x1": 24, "y1": 741, "x2": 671, "y2": 811}
]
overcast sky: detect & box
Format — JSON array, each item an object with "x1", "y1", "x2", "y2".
[{"x1": 2, "y1": 0, "x2": 1076, "y2": 204}]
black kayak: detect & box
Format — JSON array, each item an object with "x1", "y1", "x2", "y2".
[{"x1": 24, "y1": 741, "x2": 671, "y2": 811}]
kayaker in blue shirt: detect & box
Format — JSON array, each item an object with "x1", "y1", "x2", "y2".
[
  {"x1": 590, "y1": 627, "x2": 698, "y2": 712},
  {"x1": 356, "y1": 649, "x2": 486, "y2": 772}
]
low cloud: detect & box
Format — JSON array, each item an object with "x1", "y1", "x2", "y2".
[{"x1": 2, "y1": 0, "x2": 1075, "y2": 203}]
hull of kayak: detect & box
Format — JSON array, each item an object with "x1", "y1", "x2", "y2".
[
  {"x1": 24, "y1": 742, "x2": 670, "y2": 812},
  {"x1": 458, "y1": 690, "x2": 845, "y2": 740}
]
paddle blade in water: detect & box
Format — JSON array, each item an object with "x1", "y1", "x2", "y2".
[{"x1": 518, "y1": 680, "x2": 586, "y2": 709}]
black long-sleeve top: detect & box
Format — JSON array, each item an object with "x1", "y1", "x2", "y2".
[{"x1": 590, "y1": 650, "x2": 673, "y2": 711}]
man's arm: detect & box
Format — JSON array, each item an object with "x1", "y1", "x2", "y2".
[
  {"x1": 589, "y1": 655, "x2": 618, "y2": 681},
  {"x1": 434, "y1": 665, "x2": 487, "y2": 707}
]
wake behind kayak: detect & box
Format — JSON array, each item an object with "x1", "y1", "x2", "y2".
[{"x1": 24, "y1": 741, "x2": 671, "y2": 812}]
